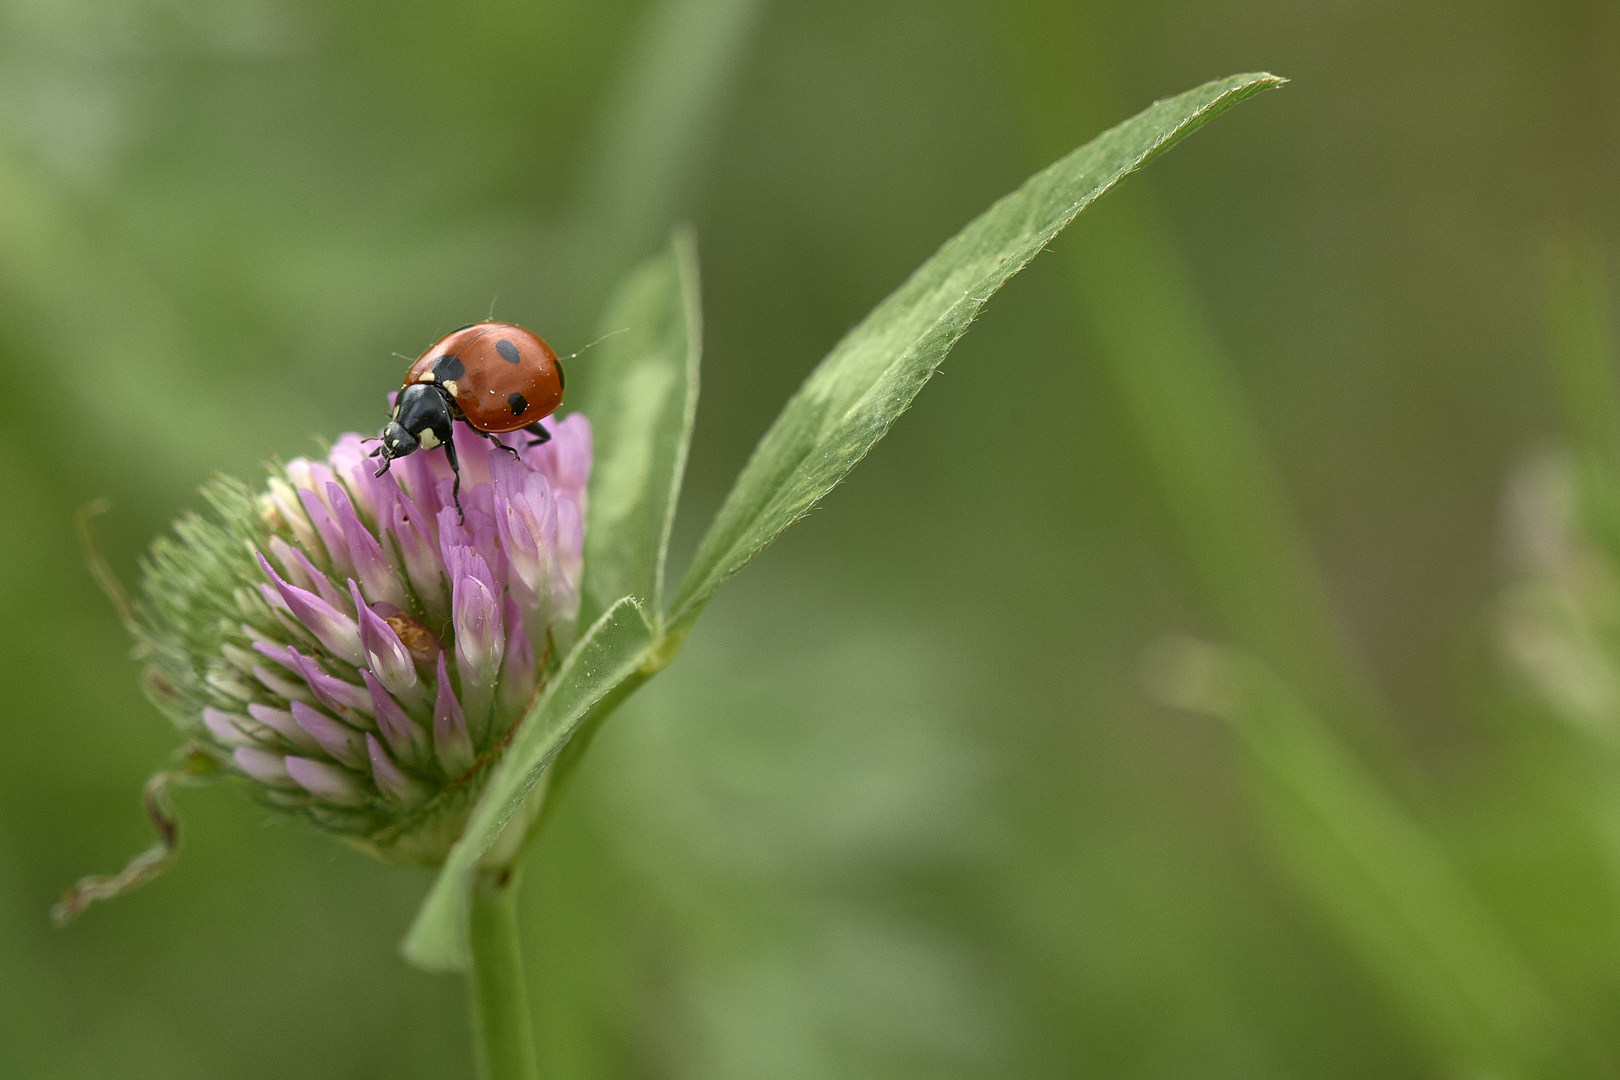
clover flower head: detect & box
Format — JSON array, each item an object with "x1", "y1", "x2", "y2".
[{"x1": 133, "y1": 412, "x2": 590, "y2": 865}]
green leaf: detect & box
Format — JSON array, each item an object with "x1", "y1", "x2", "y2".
[
  {"x1": 576, "y1": 231, "x2": 703, "y2": 628},
  {"x1": 403, "y1": 597, "x2": 656, "y2": 973},
  {"x1": 668, "y1": 72, "x2": 1284, "y2": 631},
  {"x1": 1150, "y1": 640, "x2": 1577, "y2": 1080}
]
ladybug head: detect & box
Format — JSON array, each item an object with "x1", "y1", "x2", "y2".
[{"x1": 372, "y1": 382, "x2": 452, "y2": 476}]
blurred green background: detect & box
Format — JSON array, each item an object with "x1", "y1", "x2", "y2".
[{"x1": 4, "y1": 0, "x2": 1618, "y2": 1077}]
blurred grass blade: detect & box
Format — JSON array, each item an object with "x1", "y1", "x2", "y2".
[
  {"x1": 1151, "y1": 640, "x2": 1574, "y2": 1079},
  {"x1": 1544, "y1": 238, "x2": 1620, "y2": 570},
  {"x1": 1000, "y1": 6, "x2": 1375, "y2": 734},
  {"x1": 562, "y1": 0, "x2": 763, "y2": 327},
  {"x1": 1547, "y1": 238, "x2": 1620, "y2": 471},
  {"x1": 668, "y1": 72, "x2": 1285, "y2": 632},
  {"x1": 576, "y1": 231, "x2": 703, "y2": 628},
  {"x1": 404, "y1": 597, "x2": 655, "y2": 973}
]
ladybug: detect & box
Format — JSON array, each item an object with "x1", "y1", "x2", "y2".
[{"x1": 370, "y1": 321, "x2": 566, "y2": 518}]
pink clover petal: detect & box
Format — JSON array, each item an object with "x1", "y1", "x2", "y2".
[
  {"x1": 497, "y1": 595, "x2": 536, "y2": 719},
  {"x1": 366, "y1": 734, "x2": 427, "y2": 804},
  {"x1": 284, "y1": 757, "x2": 368, "y2": 807},
  {"x1": 437, "y1": 499, "x2": 503, "y2": 587},
  {"x1": 327, "y1": 433, "x2": 383, "y2": 520},
  {"x1": 285, "y1": 546, "x2": 350, "y2": 613},
  {"x1": 295, "y1": 486, "x2": 354, "y2": 580},
  {"x1": 348, "y1": 580, "x2": 418, "y2": 695},
  {"x1": 363, "y1": 670, "x2": 429, "y2": 764},
  {"x1": 490, "y1": 450, "x2": 557, "y2": 605},
  {"x1": 256, "y1": 553, "x2": 363, "y2": 666},
  {"x1": 252, "y1": 664, "x2": 315, "y2": 704},
  {"x1": 266, "y1": 536, "x2": 315, "y2": 592},
  {"x1": 202, "y1": 708, "x2": 266, "y2": 748},
  {"x1": 285, "y1": 648, "x2": 374, "y2": 717},
  {"x1": 284, "y1": 458, "x2": 337, "y2": 502},
  {"x1": 246, "y1": 703, "x2": 321, "y2": 752},
  {"x1": 449, "y1": 548, "x2": 504, "y2": 688},
  {"x1": 290, "y1": 701, "x2": 368, "y2": 769},
  {"x1": 266, "y1": 478, "x2": 320, "y2": 554},
  {"x1": 249, "y1": 639, "x2": 299, "y2": 671},
  {"x1": 258, "y1": 582, "x2": 290, "y2": 614},
  {"x1": 543, "y1": 413, "x2": 593, "y2": 502},
  {"x1": 233, "y1": 747, "x2": 296, "y2": 788},
  {"x1": 433, "y1": 651, "x2": 475, "y2": 776},
  {"x1": 329, "y1": 483, "x2": 408, "y2": 610},
  {"x1": 386, "y1": 495, "x2": 449, "y2": 624}
]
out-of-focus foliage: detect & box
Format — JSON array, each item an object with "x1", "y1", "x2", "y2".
[{"x1": 5, "y1": 0, "x2": 1620, "y2": 1077}]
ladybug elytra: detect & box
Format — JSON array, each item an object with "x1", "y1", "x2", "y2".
[{"x1": 370, "y1": 321, "x2": 566, "y2": 519}]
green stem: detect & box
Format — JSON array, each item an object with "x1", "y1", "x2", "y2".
[{"x1": 467, "y1": 866, "x2": 540, "y2": 1080}]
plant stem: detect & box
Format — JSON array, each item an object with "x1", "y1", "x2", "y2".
[{"x1": 467, "y1": 866, "x2": 540, "y2": 1080}]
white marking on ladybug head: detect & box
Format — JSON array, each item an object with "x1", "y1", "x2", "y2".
[
  {"x1": 418, "y1": 429, "x2": 442, "y2": 450},
  {"x1": 441, "y1": 379, "x2": 459, "y2": 397},
  {"x1": 417, "y1": 372, "x2": 435, "y2": 383}
]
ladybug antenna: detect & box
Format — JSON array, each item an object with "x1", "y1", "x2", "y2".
[
  {"x1": 562, "y1": 327, "x2": 630, "y2": 361},
  {"x1": 486, "y1": 295, "x2": 499, "y2": 322}
]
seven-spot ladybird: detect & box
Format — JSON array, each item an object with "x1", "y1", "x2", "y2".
[{"x1": 370, "y1": 321, "x2": 566, "y2": 519}]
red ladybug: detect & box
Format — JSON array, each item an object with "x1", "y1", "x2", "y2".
[{"x1": 371, "y1": 321, "x2": 566, "y2": 518}]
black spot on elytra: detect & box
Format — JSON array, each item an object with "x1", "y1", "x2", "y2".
[
  {"x1": 496, "y1": 338, "x2": 521, "y2": 364},
  {"x1": 507, "y1": 392, "x2": 528, "y2": 416},
  {"x1": 432, "y1": 354, "x2": 465, "y2": 381}
]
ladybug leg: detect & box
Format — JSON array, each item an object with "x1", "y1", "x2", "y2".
[
  {"x1": 441, "y1": 435, "x2": 465, "y2": 524},
  {"x1": 466, "y1": 424, "x2": 522, "y2": 461},
  {"x1": 522, "y1": 421, "x2": 552, "y2": 448}
]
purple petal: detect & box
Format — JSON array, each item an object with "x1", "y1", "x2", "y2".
[
  {"x1": 449, "y1": 548, "x2": 504, "y2": 688},
  {"x1": 247, "y1": 703, "x2": 321, "y2": 752},
  {"x1": 285, "y1": 648, "x2": 374, "y2": 717},
  {"x1": 253, "y1": 664, "x2": 316, "y2": 704},
  {"x1": 266, "y1": 536, "x2": 316, "y2": 593},
  {"x1": 327, "y1": 433, "x2": 385, "y2": 521},
  {"x1": 297, "y1": 486, "x2": 354, "y2": 580},
  {"x1": 348, "y1": 580, "x2": 419, "y2": 697},
  {"x1": 330, "y1": 483, "x2": 407, "y2": 610},
  {"x1": 438, "y1": 498, "x2": 503, "y2": 586},
  {"x1": 287, "y1": 546, "x2": 351, "y2": 613},
  {"x1": 256, "y1": 553, "x2": 363, "y2": 666},
  {"x1": 285, "y1": 757, "x2": 369, "y2": 807},
  {"x1": 202, "y1": 707, "x2": 270, "y2": 748},
  {"x1": 490, "y1": 450, "x2": 556, "y2": 605},
  {"x1": 497, "y1": 595, "x2": 536, "y2": 719},
  {"x1": 363, "y1": 670, "x2": 428, "y2": 765},
  {"x1": 265, "y1": 477, "x2": 321, "y2": 554},
  {"x1": 284, "y1": 457, "x2": 337, "y2": 498},
  {"x1": 291, "y1": 702, "x2": 368, "y2": 769},
  {"x1": 553, "y1": 494, "x2": 584, "y2": 599},
  {"x1": 233, "y1": 747, "x2": 295, "y2": 787},
  {"x1": 250, "y1": 639, "x2": 299, "y2": 671},
  {"x1": 527, "y1": 413, "x2": 591, "y2": 503},
  {"x1": 433, "y1": 651, "x2": 475, "y2": 775},
  {"x1": 386, "y1": 493, "x2": 449, "y2": 625},
  {"x1": 366, "y1": 734, "x2": 427, "y2": 804}
]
